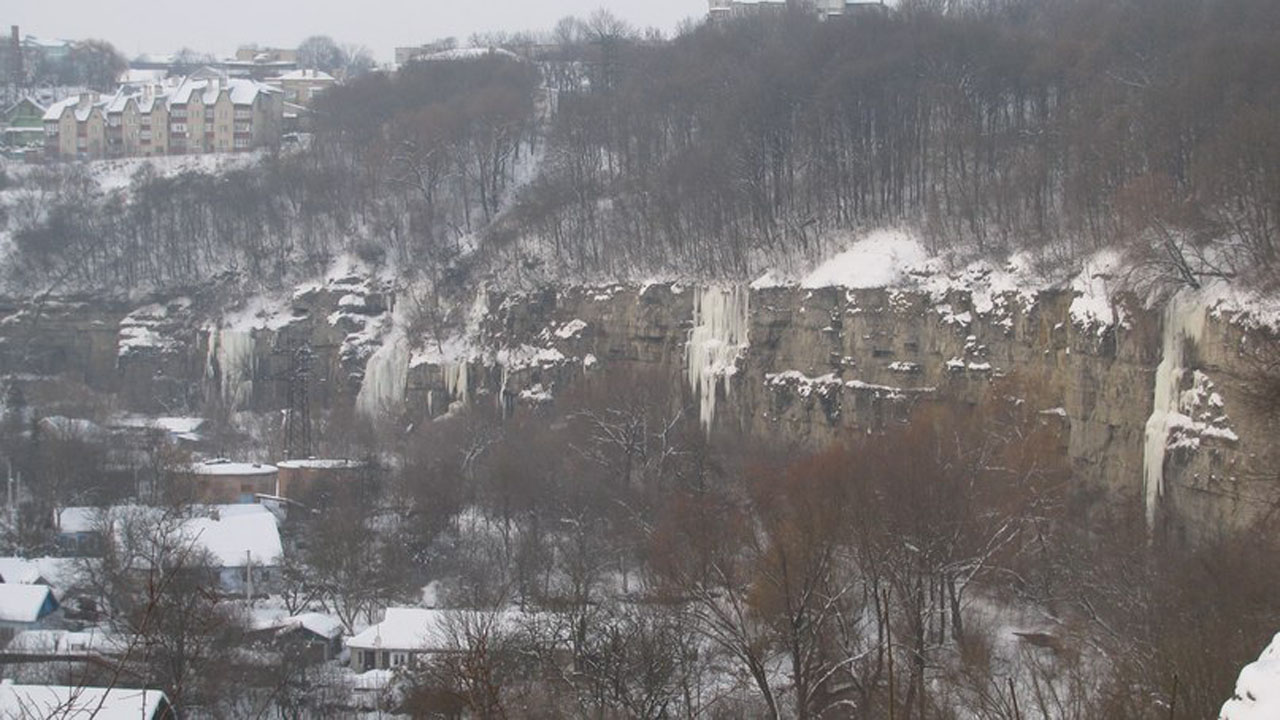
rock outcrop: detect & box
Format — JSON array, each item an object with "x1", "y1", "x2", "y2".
[{"x1": 1, "y1": 276, "x2": 1275, "y2": 540}]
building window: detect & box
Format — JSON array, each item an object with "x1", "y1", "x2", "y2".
[
  {"x1": 171, "y1": 108, "x2": 187, "y2": 119},
  {"x1": 234, "y1": 137, "x2": 251, "y2": 149}
]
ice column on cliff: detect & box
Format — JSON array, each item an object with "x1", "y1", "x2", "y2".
[
  {"x1": 444, "y1": 362, "x2": 469, "y2": 406},
  {"x1": 356, "y1": 332, "x2": 409, "y2": 419},
  {"x1": 208, "y1": 328, "x2": 256, "y2": 410},
  {"x1": 1142, "y1": 293, "x2": 1206, "y2": 528},
  {"x1": 685, "y1": 285, "x2": 751, "y2": 432}
]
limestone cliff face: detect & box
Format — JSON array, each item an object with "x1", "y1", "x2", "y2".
[{"x1": 0, "y1": 280, "x2": 1273, "y2": 538}]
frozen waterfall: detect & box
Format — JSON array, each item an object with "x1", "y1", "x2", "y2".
[
  {"x1": 356, "y1": 333, "x2": 409, "y2": 419},
  {"x1": 685, "y1": 285, "x2": 751, "y2": 432},
  {"x1": 1141, "y1": 293, "x2": 1206, "y2": 528},
  {"x1": 208, "y1": 328, "x2": 256, "y2": 411}
]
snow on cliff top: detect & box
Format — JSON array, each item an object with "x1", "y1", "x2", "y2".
[
  {"x1": 797, "y1": 230, "x2": 929, "y2": 289},
  {"x1": 1221, "y1": 632, "x2": 1280, "y2": 720}
]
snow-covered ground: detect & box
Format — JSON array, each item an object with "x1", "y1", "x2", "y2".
[{"x1": 1221, "y1": 633, "x2": 1280, "y2": 720}]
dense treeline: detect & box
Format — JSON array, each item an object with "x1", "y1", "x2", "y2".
[
  {"x1": 510, "y1": 0, "x2": 1280, "y2": 282},
  {"x1": 4, "y1": 0, "x2": 1279, "y2": 293}
]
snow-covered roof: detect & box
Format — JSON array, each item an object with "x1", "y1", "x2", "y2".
[
  {"x1": 3, "y1": 97, "x2": 46, "y2": 115},
  {"x1": 423, "y1": 47, "x2": 523, "y2": 63},
  {"x1": 277, "y1": 458, "x2": 363, "y2": 470},
  {"x1": 273, "y1": 69, "x2": 335, "y2": 82},
  {"x1": 0, "y1": 684, "x2": 169, "y2": 720},
  {"x1": 347, "y1": 607, "x2": 533, "y2": 652},
  {"x1": 254, "y1": 611, "x2": 344, "y2": 639},
  {"x1": 0, "y1": 584, "x2": 55, "y2": 623},
  {"x1": 111, "y1": 415, "x2": 206, "y2": 438},
  {"x1": 347, "y1": 608, "x2": 454, "y2": 652},
  {"x1": 58, "y1": 505, "x2": 279, "y2": 568},
  {"x1": 190, "y1": 459, "x2": 278, "y2": 476},
  {"x1": 0, "y1": 558, "x2": 44, "y2": 585},
  {"x1": 41, "y1": 96, "x2": 78, "y2": 122},
  {"x1": 103, "y1": 88, "x2": 139, "y2": 114},
  {"x1": 37, "y1": 415, "x2": 105, "y2": 438},
  {"x1": 170, "y1": 76, "x2": 279, "y2": 106},
  {"x1": 181, "y1": 512, "x2": 282, "y2": 568},
  {"x1": 6, "y1": 628, "x2": 125, "y2": 656}
]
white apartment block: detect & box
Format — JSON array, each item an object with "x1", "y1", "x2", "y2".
[{"x1": 42, "y1": 73, "x2": 283, "y2": 160}]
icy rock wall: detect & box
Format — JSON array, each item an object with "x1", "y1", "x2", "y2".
[
  {"x1": 209, "y1": 328, "x2": 257, "y2": 410},
  {"x1": 686, "y1": 285, "x2": 751, "y2": 431},
  {"x1": 356, "y1": 332, "x2": 409, "y2": 419},
  {"x1": 1142, "y1": 293, "x2": 1207, "y2": 528}
]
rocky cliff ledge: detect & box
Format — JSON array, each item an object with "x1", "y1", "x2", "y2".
[{"x1": 1, "y1": 274, "x2": 1274, "y2": 541}]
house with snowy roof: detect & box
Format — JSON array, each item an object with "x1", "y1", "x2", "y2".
[
  {"x1": 347, "y1": 607, "x2": 547, "y2": 672},
  {"x1": 0, "y1": 584, "x2": 59, "y2": 632},
  {"x1": 57, "y1": 504, "x2": 283, "y2": 595},
  {"x1": 267, "y1": 68, "x2": 336, "y2": 106},
  {"x1": 248, "y1": 611, "x2": 345, "y2": 664},
  {"x1": 1, "y1": 97, "x2": 46, "y2": 149},
  {"x1": 42, "y1": 70, "x2": 282, "y2": 160},
  {"x1": 0, "y1": 683, "x2": 173, "y2": 720},
  {"x1": 185, "y1": 459, "x2": 280, "y2": 504}
]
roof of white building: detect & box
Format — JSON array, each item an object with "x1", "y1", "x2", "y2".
[
  {"x1": 56, "y1": 505, "x2": 280, "y2": 568},
  {"x1": 6, "y1": 628, "x2": 126, "y2": 656},
  {"x1": 253, "y1": 610, "x2": 344, "y2": 639},
  {"x1": 170, "y1": 76, "x2": 279, "y2": 106},
  {"x1": 190, "y1": 459, "x2": 279, "y2": 476},
  {"x1": 181, "y1": 512, "x2": 282, "y2": 568},
  {"x1": 0, "y1": 584, "x2": 55, "y2": 624},
  {"x1": 347, "y1": 607, "x2": 537, "y2": 652},
  {"x1": 0, "y1": 684, "x2": 169, "y2": 720},
  {"x1": 273, "y1": 69, "x2": 335, "y2": 82},
  {"x1": 0, "y1": 558, "x2": 74, "y2": 588}
]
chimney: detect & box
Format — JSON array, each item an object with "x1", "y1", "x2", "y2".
[{"x1": 10, "y1": 26, "x2": 21, "y2": 85}]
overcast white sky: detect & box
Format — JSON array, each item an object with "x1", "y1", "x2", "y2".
[{"x1": 10, "y1": 0, "x2": 705, "y2": 63}]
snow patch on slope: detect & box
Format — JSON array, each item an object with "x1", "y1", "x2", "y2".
[
  {"x1": 1221, "y1": 632, "x2": 1280, "y2": 720},
  {"x1": 799, "y1": 230, "x2": 929, "y2": 289}
]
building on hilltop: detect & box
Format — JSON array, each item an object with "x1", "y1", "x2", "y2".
[
  {"x1": 1, "y1": 97, "x2": 46, "y2": 151},
  {"x1": 266, "y1": 68, "x2": 335, "y2": 106},
  {"x1": 42, "y1": 71, "x2": 282, "y2": 161},
  {"x1": 708, "y1": 0, "x2": 887, "y2": 21}
]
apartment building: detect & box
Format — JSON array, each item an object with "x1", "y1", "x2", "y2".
[{"x1": 42, "y1": 73, "x2": 282, "y2": 160}]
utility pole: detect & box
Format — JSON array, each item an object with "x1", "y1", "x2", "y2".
[{"x1": 274, "y1": 338, "x2": 314, "y2": 460}]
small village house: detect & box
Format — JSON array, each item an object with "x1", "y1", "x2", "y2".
[
  {"x1": 0, "y1": 584, "x2": 59, "y2": 638},
  {"x1": 248, "y1": 612, "x2": 344, "y2": 664},
  {"x1": 1, "y1": 97, "x2": 46, "y2": 151},
  {"x1": 267, "y1": 68, "x2": 335, "y2": 106},
  {"x1": 184, "y1": 459, "x2": 279, "y2": 504},
  {"x1": 0, "y1": 684, "x2": 173, "y2": 720}
]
